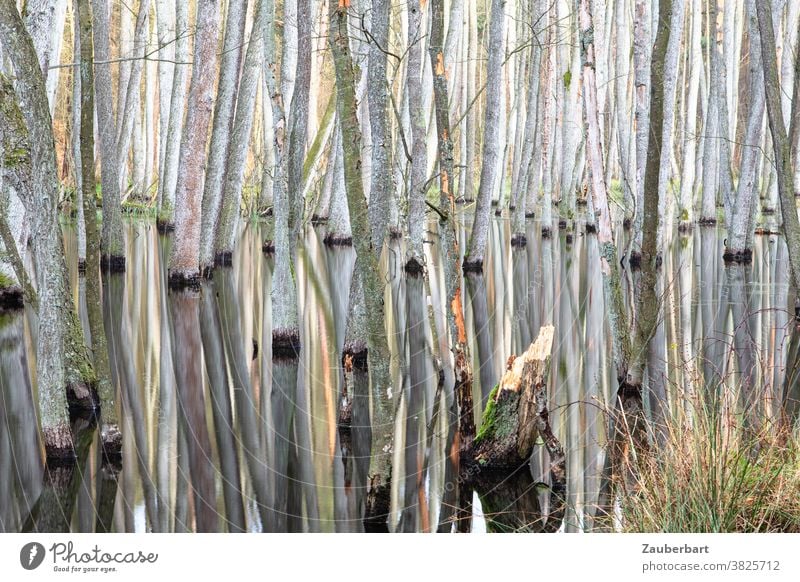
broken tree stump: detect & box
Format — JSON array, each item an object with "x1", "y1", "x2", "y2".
[{"x1": 467, "y1": 325, "x2": 564, "y2": 477}]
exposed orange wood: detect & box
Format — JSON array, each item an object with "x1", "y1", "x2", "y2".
[
  {"x1": 435, "y1": 52, "x2": 445, "y2": 76},
  {"x1": 452, "y1": 287, "x2": 467, "y2": 344}
]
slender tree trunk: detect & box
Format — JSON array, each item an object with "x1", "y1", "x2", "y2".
[
  {"x1": 168, "y1": 0, "x2": 221, "y2": 285},
  {"x1": 330, "y1": 0, "x2": 395, "y2": 529},
  {"x1": 92, "y1": 0, "x2": 125, "y2": 270},
  {"x1": 76, "y1": 0, "x2": 120, "y2": 453},
  {"x1": 756, "y1": 0, "x2": 800, "y2": 291},
  {"x1": 367, "y1": 0, "x2": 394, "y2": 251},
  {"x1": 155, "y1": 0, "x2": 175, "y2": 210},
  {"x1": 407, "y1": 0, "x2": 426, "y2": 263},
  {"x1": 0, "y1": 0, "x2": 97, "y2": 458},
  {"x1": 630, "y1": 0, "x2": 650, "y2": 260},
  {"x1": 157, "y1": 0, "x2": 189, "y2": 228},
  {"x1": 216, "y1": 0, "x2": 269, "y2": 261},
  {"x1": 579, "y1": 0, "x2": 631, "y2": 391},
  {"x1": 114, "y1": 0, "x2": 152, "y2": 194},
  {"x1": 725, "y1": 0, "x2": 765, "y2": 262},
  {"x1": 285, "y1": 0, "x2": 312, "y2": 242},
  {"x1": 198, "y1": 0, "x2": 248, "y2": 274},
  {"x1": 679, "y1": 0, "x2": 701, "y2": 229},
  {"x1": 656, "y1": 0, "x2": 684, "y2": 246},
  {"x1": 628, "y1": 0, "x2": 671, "y2": 387},
  {"x1": 464, "y1": 0, "x2": 505, "y2": 270}
]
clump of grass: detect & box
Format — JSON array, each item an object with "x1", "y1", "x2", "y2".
[{"x1": 620, "y1": 398, "x2": 800, "y2": 532}]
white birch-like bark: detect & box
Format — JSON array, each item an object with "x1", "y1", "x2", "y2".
[
  {"x1": 44, "y1": 0, "x2": 67, "y2": 114},
  {"x1": 614, "y1": 0, "x2": 634, "y2": 223},
  {"x1": 280, "y1": 0, "x2": 298, "y2": 113}
]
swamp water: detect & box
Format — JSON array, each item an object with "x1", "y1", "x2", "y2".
[{"x1": 1, "y1": 216, "x2": 797, "y2": 532}]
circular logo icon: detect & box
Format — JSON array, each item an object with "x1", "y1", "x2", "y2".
[{"x1": 20, "y1": 542, "x2": 46, "y2": 570}]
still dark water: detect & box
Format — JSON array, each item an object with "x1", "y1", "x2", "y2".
[{"x1": 0, "y1": 215, "x2": 796, "y2": 532}]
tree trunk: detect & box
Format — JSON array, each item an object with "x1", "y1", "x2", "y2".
[
  {"x1": 628, "y1": 0, "x2": 671, "y2": 387},
  {"x1": 114, "y1": 0, "x2": 152, "y2": 195},
  {"x1": 168, "y1": 0, "x2": 220, "y2": 286},
  {"x1": 725, "y1": 0, "x2": 765, "y2": 262},
  {"x1": 330, "y1": 0, "x2": 395, "y2": 530},
  {"x1": 656, "y1": 0, "x2": 685, "y2": 246},
  {"x1": 678, "y1": 0, "x2": 701, "y2": 229},
  {"x1": 215, "y1": 0, "x2": 268, "y2": 263},
  {"x1": 198, "y1": 0, "x2": 248, "y2": 274},
  {"x1": 0, "y1": 0, "x2": 97, "y2": 459},
  {"x1": 630, "y1": 0, "x2": 650, "y2": 259},
  {"x1": 366, "y1": 0, "x2": 394, "y2": 251},
  {"x1": 464, "y1": 0, "x2": 505, "y2": 270},
  {"x1": 286, "y1": 0, "x2": 312, "y2": 240},
  {"x1": 76, "y1": 0, "x2": 120, "y2": 454},
  {"x1": 92, "y1": 0, "x2": 125, "y2": 270},
  {"x1": 157, "y1": 0, "x2": 189, "y2": 228},
  {"x1": 756, "y1": 0, "x2": 800, "y2": 291},
  {"x1": 407, "y1": 0, "x2": 426, "y2": 263}
]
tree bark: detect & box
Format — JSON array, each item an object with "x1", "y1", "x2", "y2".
[
  {"x1": 92, "y1": 0, "x2": 125, "y2": 270},
  {"x1": 157, "y1": 0, "x2": 189, "y2": 228},
  {"x1": 215, "y1": 0, "x2": 268, "y2": 262},
  {"x1": 168, "y1": 0, "x2": 221, "y2": 285},
  {"x1": 198, "y1": 0, "x2": 248, "y2": 274},
  {"x1": 0, "y1": 0, "x2": 96, "y2": 459},
  {"x1": 756, "y1": 0, "x2": 800, "y2": 291},
  {"x1": 330, "y1": 0, "x2": 395, "y2": 529},
  {"x1": 76, "y1": 0, "x2": 120, "y2": 453},
  {"x1": 366, "y1": 0, "x2": 394, "y2": 251},
  {"x1": 464, "y1": 0, "x2": 505, "y2": 270}
]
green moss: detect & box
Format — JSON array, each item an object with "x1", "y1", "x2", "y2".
[
  {"x1": 474, "y1": 384, "x2": 518, "y2": 446},
  {"x1": 0, "y1": 271, "x2": 16, "y2": 288}
]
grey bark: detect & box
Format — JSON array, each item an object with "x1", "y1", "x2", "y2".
[
  {"x1": 216, "y1": 0, "x2": 268, "y2": 260},
  {"x1": 76, "y1": 0, "x2": 120, "y2": 450},
  {"x1": 0, "y1": 0, "x2": 96, "y2": 457},
  {"x1": 286, "y1": 0, "x2": 312, "y2": 239},
  {"x1": 726, "y1": 0, "x2": 765, "y2": 257},
  {"x1": 330, "y1": 0, "x2": 394, "y2": 529},
  {"x1": 464, "y1": 0, "x2": 505, "y2": 269},
  {"x1": 168, "y1": 0, "x2": 221, "y2": 283},
  {"x1": 114, "y1": 0, "x2": 152, "y2": 194},
  {"x1": 157, "y1": 0, "x2": 189, "y2": 225},
  {"x1": 407, "y1": 0, "x2": 426, "y2": 263},
  {"x1": 756, "y1": 0, "x2": 800, "y2": 291},
  {"x1": 199, "y1": 0, "x2": 248, "y2": 273},
  {"x1": 92, "y1": 0, "x2": 125, "y2": 267},
  {"x1": 366, "y1": 0, "x2": 394, "y2": 251}
]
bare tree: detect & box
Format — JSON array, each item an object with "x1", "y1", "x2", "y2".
[
  {"x1": 0, "y1": 0, "x2": 96, "y2": 458},
  {"x1": 464, "y1": 0, "x2": 505, "y2": 271},
  {"x1": 168, "y1": 0, "x2": 221, "y2": 285}
]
